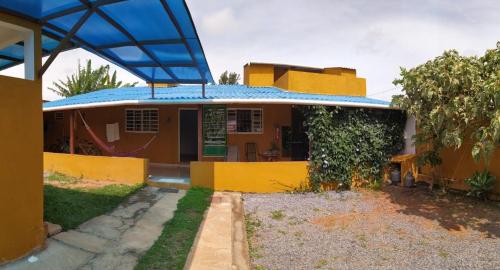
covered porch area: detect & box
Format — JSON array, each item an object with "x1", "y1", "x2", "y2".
[
  {"x1": 148, "y1": 163, "x2": 191, "y2": 189},
  {"x1": 43, "y1": 99, "x2": 310, "y2": 165}
]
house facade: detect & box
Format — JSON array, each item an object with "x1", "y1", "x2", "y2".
[{"x1": 43, "y1": 64, "x2": 395, "y2": 167}]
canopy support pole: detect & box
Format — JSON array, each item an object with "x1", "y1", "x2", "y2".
[
  {"x1": 39, "y1": 9, "x2": 94, "y2": 78},
  {"x1": 151, "y1": 83, "x2": 155, "y2": 99},
  {"x1": 202, "y1": 83, "x2": 205, "y2": 98}
]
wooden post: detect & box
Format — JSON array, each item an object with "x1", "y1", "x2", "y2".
[
  {"x1": 197, "y1": 106, "x2": 203, "y2": 161},
  {"x1": 69, "y1": 110, "x2": 75, "y2": 154}
]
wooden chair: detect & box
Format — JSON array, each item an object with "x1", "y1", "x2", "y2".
[{"x1": 245, "y1": 142, "x2": 258, "y2": 162}]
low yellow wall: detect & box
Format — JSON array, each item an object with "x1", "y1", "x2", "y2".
[
  {"x1": 44, "y1": 152, "x2": 149, "y2": 184},
  {"x1": 191, "y1": 161, "x2": 308, "y2": 193}
]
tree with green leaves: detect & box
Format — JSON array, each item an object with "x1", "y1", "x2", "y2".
[
  {"x1": 49, "y1": 59, "x2": 137, "y2": 97},
  {"x1": 392, "y1": 42, "x2": 499, "y2": 168},
  {"x1": 218, "y1": 70, "x2": 241, "y2": 85}
]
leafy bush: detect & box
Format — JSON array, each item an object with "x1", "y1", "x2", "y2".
[
  {"x1": 465, "y1": 170, "x2": 496, "y2": 199},
  {"x1": 392, "y1": 42, "x2": 500, "y2": 166},
  {"x1": 304, "y1": 106, "x2": 406, "y2": 191}
]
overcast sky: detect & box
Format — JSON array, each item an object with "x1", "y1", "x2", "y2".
[{"x1": 1, "y1": 0, "x2": 499, "y2": 101}]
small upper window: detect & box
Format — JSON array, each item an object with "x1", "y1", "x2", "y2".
[
  {"x1": 125, "y1": 108, "x2": 159, "y2": 133},
  {"x1": 227, "y1": 108, "x2": 263, "y2": 134},
  {"x1": 54, "y1": 112, "x2": 64, "y2": 120}
]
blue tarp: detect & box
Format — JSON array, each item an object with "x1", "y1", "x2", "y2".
[{"x1": 0, "y1": 0, "x2": 213, "y2": 84}]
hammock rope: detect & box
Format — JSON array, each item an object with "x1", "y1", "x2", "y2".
[{"x1": 77, "y1": 110, "x2": 156, "y2": 157}]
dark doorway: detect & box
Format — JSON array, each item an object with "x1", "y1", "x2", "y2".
[
  {"x1": 179, "y1": 109, "x2": 198, "y2": 162},
  {"x1": 290, "y1": 106, "x2": 309, "y2": 161}
]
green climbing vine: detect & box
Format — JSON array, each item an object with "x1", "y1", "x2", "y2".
[{"x1": 304, "y1": 106, "x2": 406, "y2": 191}]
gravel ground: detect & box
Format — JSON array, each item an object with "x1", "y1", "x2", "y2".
[{"x1": 243, "y1": 185, "x2": 500, "y2": 270}]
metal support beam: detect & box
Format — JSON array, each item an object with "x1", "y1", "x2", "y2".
[
  {"x1": 79, "y1": 0, "x2": 179, "y2": 82},
  {"x1": 126, "y1": 62, "x2": 195, "y2": 68},
  {"x1": 0, "y1": 54, "x2": 22, "y2": 62},
  {"x1": 202, "y1": 83, "x2": 206, "y2": 98},
  {"x1": 40, "y1": 0, "x2": 127, "y2": 22},
  {"x1": 159, "y1": 0, "x2": 205, "y2": 82},
  {"x1": 39, "y1": 9, "x2": 93, "y2": 78},
  {"x1": 43, "y1": 23, "x2": 148, "y2": 82},
  {"x1": 95, "y1": 38, "x2": 185, "y2": 50},
  {"x1": 151, "y1": 82, "x2": 155, "y2": 99}
]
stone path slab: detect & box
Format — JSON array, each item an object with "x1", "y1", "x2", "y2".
[
  {"x1": 52, "y1": 231, "x2": 108, "y2": 254},
  {"x1": 1, "y1": 186, "x2": 185, "y2": 270},
  {"x1": 185, "y1": 192, "x2": 250, "y2": 270}
]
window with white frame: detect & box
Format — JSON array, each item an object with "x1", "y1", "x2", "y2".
[
  {"x1": 227, "y1": 108, "x2": 263, "y2": 134},
  {"x1": 125, "y1": 108, "x2": 159, "y2": 133}
]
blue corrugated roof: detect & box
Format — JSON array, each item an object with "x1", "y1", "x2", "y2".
[
  {"x1": 43, "y1": 85, "x2": 391, "y2": 110},
  {"x1": 0, "y1": 0, "x2": 213, "y2": 84}
]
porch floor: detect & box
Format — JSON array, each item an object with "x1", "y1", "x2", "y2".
[{"x1": 148, "y1": 164, "x2": 190, "y2": 188}]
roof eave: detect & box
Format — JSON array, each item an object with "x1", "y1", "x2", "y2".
[{"x1": 43, "y1": 98, "x2": 395, "y2": 112}]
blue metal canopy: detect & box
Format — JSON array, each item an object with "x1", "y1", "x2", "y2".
[{"x1": 0, "y1": 0, "x2": 213, "y2": 84}]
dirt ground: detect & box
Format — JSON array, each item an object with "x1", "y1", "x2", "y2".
[
  {"x1": 44, "y1": 172, "x2": 124, "y2": 189},
  {"x1": 243, "y1": 184, "x2": 500, "y2": 270}
]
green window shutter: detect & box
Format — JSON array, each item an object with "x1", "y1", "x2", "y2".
[{"x1": 202, "y1": 105, "x2": 227, "y2": 157}]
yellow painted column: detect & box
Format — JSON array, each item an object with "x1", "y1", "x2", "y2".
[{"x1": 0, "y1": 13, "x2": 45, "y2": 264}]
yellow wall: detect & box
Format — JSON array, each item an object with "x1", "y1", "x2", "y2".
[
  {"x1": 243, "y1": 64, "x2": 275, "y2": 87},
  {"x1": 44, "y1": 152, "x2": 148, "y2": 184},
  {"x1": 420, "y1": 141, "x2": 500, "y2": 196},
  {"x1": 284, "y1": 70, "x2": 366, "y2": 96},
  {"x1": 244, "y1": 63, "x2": 367, "y2": 96},
  {"x1": 44, "y1": 104, "x2": 292, "y2": 164},
  {"x1": 0, "y1": 13, "x2": 45, "y2": 264},
  {"x1": 191, "y1": 161, "x2": 309, "y2": 193}
]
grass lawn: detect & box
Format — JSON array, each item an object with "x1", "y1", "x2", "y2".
[
  {"x1": 44, "y1": 178, "x2": 142, "y2": 230},
  {"x1": 135, "y1": 187, "x2": 213, "y2": 270}
]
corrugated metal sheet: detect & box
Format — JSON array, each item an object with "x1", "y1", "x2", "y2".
[{"x1": 43, "y1": 85, "x2": 391, "y2": 111}]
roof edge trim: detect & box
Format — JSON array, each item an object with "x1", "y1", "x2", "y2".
[{"x1": 43, "y1": 98, "x2": 394, "y2": 112}]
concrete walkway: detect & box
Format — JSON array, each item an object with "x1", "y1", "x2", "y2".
[
  {"x1": 185, "y1": 192, "x2": 250, "y2": 270},
  {"x1": 2, "y1": 186, "x2": 185, "y2": 270}
]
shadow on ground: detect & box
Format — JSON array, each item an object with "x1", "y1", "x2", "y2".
[
  {"x1": 380, "y1": 184, "x2": 500, "y2": 238},
  {"x1": 44, "y1": 184, "x2": 141, "y2": 230}
]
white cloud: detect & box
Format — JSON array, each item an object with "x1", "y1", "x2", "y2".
[{"x1": 201, "y1": 7, "x2": 238, "y2": 36}]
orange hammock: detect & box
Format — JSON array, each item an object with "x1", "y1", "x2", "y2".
[{"x1": 77, "y1": 110, "x2": 156, "y2": 157}]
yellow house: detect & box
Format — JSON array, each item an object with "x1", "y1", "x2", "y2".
[{"x1": 41, "y1": 64, "x2": 397, "y2": 192}]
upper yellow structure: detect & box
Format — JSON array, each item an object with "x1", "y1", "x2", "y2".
[{"x1": 243, "y1": 62, "x2": 366, "y2": 96}]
